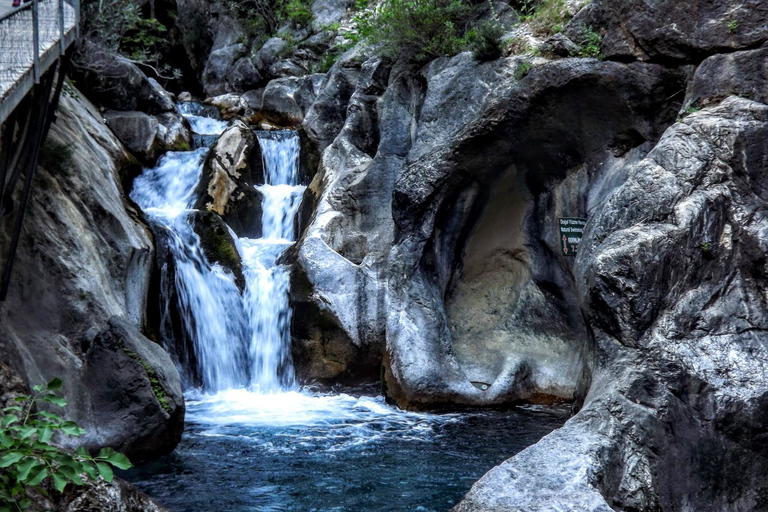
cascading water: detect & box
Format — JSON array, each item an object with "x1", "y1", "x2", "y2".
[
  {"x1": 130, "y1": 130, "x2": 250, "y2": 391},
  {"x1": 240, "y1": 131, "x2": 305, "y2": 392},
  {"x1": 131, "y1": 107, "x2": 303, "y2": 394},
  {"x1": 125, "y1": 105, "x2": 567, "y2": 512}
]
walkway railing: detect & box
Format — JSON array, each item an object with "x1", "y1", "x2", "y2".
[{"x1": 0, "y1": 0, "x2": 78, "y2": 124}]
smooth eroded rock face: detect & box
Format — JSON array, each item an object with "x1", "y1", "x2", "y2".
[
  {"x1": 0, "y1": 88, "x2": 183, "y2": 460},
  {"x1": 455, "y1": 96, "x2": 768, "y2": 511},
  {"x1": 83, "y1": 317, "x2": 184, "y2": 463}
]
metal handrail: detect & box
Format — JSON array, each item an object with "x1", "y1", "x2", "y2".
[{"x1": 0, "y1": 0, "x2": 79, "y2": 121}]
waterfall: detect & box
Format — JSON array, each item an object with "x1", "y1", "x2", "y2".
[
  {"x1": 241, "y1": 131, "x2": 305, "y2": 392},
  {"x1": 131, "y1": 106, "x2": 304, "y2": 394}
]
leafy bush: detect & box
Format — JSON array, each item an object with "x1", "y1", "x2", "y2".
[
  {"x1": 472, "y1": 20, "x2": 505, "y2": 61},
  {"x1": 223, "y1": 0, "x2": 314, "y2": 41},
  {"x1": 358, "y1": 0, "x2": 474, "y2": 62},
  {"x1": 0, "y1": 379, "x2": 133, "y2": 511}
]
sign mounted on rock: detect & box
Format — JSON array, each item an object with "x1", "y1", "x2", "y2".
[{"x1": 558, "y1": 217, "x2": 586, "y2": 256}]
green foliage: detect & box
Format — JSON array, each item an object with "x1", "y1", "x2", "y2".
[
  {"x1": 727, "y1": 19, "x2": 739, "y2": 34},
  {"x1": 700, "y1": 241, "x2": 712, "y2": 253},
  {"x1": 0, "y1": 379, "x2": 133, "y2": 511},
  {"x1": 577, "y1": 28, "x2": 602, "y2": 58},
  {"x1": 472, "y1": 21, "x2": 505, "y2": 61},
  {"x1": 223, "y1": 0, "x2": 314, "y2": 43},
  {"x1": 284, "y1": 0, "x2": 314, "y2": 26},
  {"x1": 357, "y1": 0, "x2": 475, "y2": 62},
  {"x1": 80, "y1": 0, "x2": 181, "y2": 80},
  {"x1": 120, "y1": 18, "x2": 169, "y2": 64},
  {"x1": 518, "y1": 0, "x2": 572, "y2": 37},
  {"x1": 81, "y1": 0, "x2": 141, "y2": 51},
  {"x1": 514, "y1": 60, "x2": 532, "y2": 79}
]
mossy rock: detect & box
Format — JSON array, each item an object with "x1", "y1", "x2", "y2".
[{"x1": 190, "y1": 210, "x2": 246, "y2": 290}]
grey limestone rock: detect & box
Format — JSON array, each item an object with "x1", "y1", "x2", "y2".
[
  {"x1": 0, "y1": 89, "x2": 182, "y2": 460},
  {"x1": 83, "y1": 317, "x2": 184, "y2": 463},
  {"x1": 73, "y1": 42, "x2": 175, "y2": 114},
  {"x1": 569, "y1": 0, "x2": 768, "y2": 62},
  {"x1": 193, "y1": 121, "x2": 264, "y2": 238},
  {"x1": 455, "y1": 96, "x2": 768, "y2": 511}
]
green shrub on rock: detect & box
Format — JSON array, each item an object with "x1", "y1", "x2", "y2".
[
  {"x1": 472, "y1": 20, "x2": 506, "y2": 61},
  {"x1": 0, "y1": 379, "x2": 132, "y2": 511},
  {"x1": 358, "y1": 0, "x2": 474, "y2": 62}
]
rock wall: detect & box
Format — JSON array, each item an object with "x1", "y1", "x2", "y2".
[{"x1": 0, "y1": 89, "x2": 184, "y2": 463}]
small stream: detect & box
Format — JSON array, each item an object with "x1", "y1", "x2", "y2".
[{"x1": 124, "y1": 104, "x2": 567, "y2": 511}]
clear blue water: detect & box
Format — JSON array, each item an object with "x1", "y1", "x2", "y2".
[{"x1": 123, "y1": 388, "x2": 567, "y2": 512}]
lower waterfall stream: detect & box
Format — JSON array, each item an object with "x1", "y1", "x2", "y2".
[{"x1": 124, "y1": 105, "x2": 567, "y2": 511}]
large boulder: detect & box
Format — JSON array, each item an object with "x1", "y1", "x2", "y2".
[
  {"x1": 455, "y1": 95, "x2": 768, "y2": 512},
  {"x1": 72, "y1": 42, "x2": 175, "y2": 114},
  {"x1": 83, "y1": 317, "x2": 184, "y2": 463},
  {"x1": 260, "y1": 74, "x2": 326, "y2": 126},
  {"x1": 0, "y1": 89, "x2": 183, "y2": 461},
  {"x1": 194, "y1": 121, "x2": 264, "y2": 238},
  {"x1": 105, "y1": 111, "x2": 191, "y2": 165}
]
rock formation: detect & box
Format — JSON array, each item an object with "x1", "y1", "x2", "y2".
[{"x1": 0, "y1": 90, "x2": 184, "y2": 462}]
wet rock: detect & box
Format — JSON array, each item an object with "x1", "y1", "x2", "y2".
[
  {"x1": 194, "y1": 121, "x2": 265, "y2": 238},
  {"x1": 205, "y1": 93, "x2": 249, "y2": 119},
  {"x1": 260, "y1": 75, "x2": 325, "y2": 126},
  {"x1": 190, "y1": 210, "x2": 248, "y2": 290},
  {"x1": 83, "y1": 317, "x2": 184, "y2": 463},
  {"x1": 155, "y1": 112, "x2": 193, "y2": 152},
  {"x1": 33, "y1": 476, "x2": 170, "y2": 512},
  {"x1": 104, "y1": 111, "x2": 191, "y2": 165}
]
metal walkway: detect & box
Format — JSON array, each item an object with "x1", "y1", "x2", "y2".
[{"x1": 0, "y1": 0, "x2": 79, "y2": 125}]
